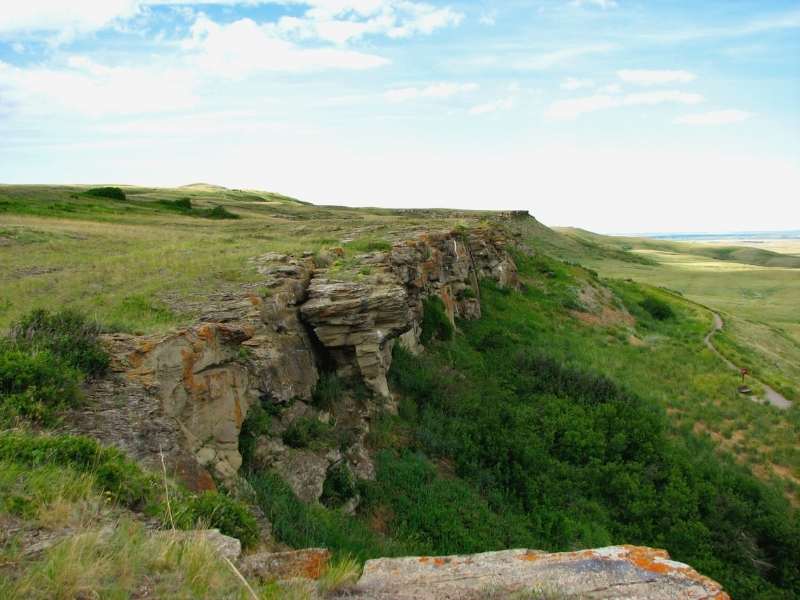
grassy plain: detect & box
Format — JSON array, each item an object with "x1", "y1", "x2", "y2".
[{"x1": 0, "y1": 184, "x2": 472, "y2": 333}]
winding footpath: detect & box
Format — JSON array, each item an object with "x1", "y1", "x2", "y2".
[{"x1": 704, "y1": 312, "x2": 793, "y2": 410}]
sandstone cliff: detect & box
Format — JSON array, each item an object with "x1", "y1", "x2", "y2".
[{"x1": 68, "y1": 226, "x2": 517, "y2": 492}]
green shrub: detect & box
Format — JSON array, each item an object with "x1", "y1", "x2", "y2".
[
  {"x1": 457, "y1": 286, "x2": 477, "y2": 300},
  {"x1": 203, "y1": 205, "x2": 239, "y2": 220},
  {"x1": 157, "y1": 197, "x2": 193, "y2": 212},
  {"x1": 360, "y1": 451, "x2": 507, "y2": 555},
  {"x1": 83, "y1": 187, "x2": 126, "y2": 201},
  {"x1": 173, "y1": 491, "x2": 260, "y2": 549},
  {"x1": 0, "y1": 345, "x2": 81, "y2": 424},
  {"x1": 249, "y1": 471, "x2": 405, "y2": 561},
  {"x1": 383, "y1": 279, "x2": 800, "y2": 598},
  {"x1": 282, "y1": 417, "x2": 334, "y2": 449},
  {"x1": 239, "y1": 402, "x2": 271, "y2": 471},
  {"x1": 11, "y1": 309, "x2": 109, "y2": 376},
  {"x1": 420, "y1": 295, "x2": 454, "y2": 345},
  {"x1": 640, "y1": 295, "x2": 675, "y2": 321},
  {"x1": 0, "y1": 433, "x2": 153, "y2": 507},
  {"x1": 344, "y1": 238, "x2": 392, "y2": 253},
  {"x1": 321, "y1": 462, "x2": 357, "y2": 509},
  {"x1": 312, "y1": 373, "x2": 344, "y2": 411}
]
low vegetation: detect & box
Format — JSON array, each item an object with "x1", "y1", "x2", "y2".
[
  {"x1": 2, "y1": 184, "x2": 799, "y2": 597},
  {"x1": 1, "y1": 309, "x2": 107, "y2": 425},
  {"x1": 249, "y1": 253, "x2": 799, "y2": 598},
  {"x1": 83, "y1": 186, "x2": 127, "y2": 201}
]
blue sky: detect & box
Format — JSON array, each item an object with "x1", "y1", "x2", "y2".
[{"x1": 1, "y1": 1, "x2": 798, "y2": 232}]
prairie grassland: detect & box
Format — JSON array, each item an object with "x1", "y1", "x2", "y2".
[
  {"x1": 0, "y1": 185, "x2": 473, "y2": 333},
  {"x1": 565, "y1": 244, "x2": 800, "y2": 397}
]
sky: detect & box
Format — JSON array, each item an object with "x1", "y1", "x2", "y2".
[{"x1": 1, "y1": 1, "x2": 799, "y2": 233}]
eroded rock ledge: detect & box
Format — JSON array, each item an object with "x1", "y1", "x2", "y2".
[
  {"x1": 353, "y1": 546, "x2": 729, "y2": 600},
  {"x1": 70, "y1": 227, "x2": 517, "y2": 489}
]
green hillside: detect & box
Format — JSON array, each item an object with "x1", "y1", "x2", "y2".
[{"x1": 1, "y1": 185, "x2": 799, "y2": 599}]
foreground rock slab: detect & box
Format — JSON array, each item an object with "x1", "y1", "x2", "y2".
[{"x1": 354, "y1": 546, "x2": 729, "y2": 599}]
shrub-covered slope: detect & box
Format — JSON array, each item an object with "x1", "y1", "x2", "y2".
[{"x1": 249, "y1": 252, "x2": 800, "y2": 599}]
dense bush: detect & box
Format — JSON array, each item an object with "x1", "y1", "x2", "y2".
[
  {"x1": 157, "y1": 197, "x2": 193, "y2": 212},
  {"x1": 249, "y1": 471, "x2": 405, "y2": 561},
  {"x1": 173, "y1": 491, "x2": 260, "y2": 549},
  {"x1": 11, "y1": 309, "x2": 109, "y2": 376},
  {"x1": 361, "y1": 451, "x2": 508, "y2": 555},
  {"x1": 382, "y1": 281, "x2": 800, "y2": 598},
  {"x1": 1, "y1": 309, "x2": 109, "y2": 424},
  {"x1": 321, "y1": 462, "x2": 357, "y2": 509},
  {"x1": 283, "y1": 417, "x2": 334, "y2": 449},
  {"x1": 640, "y1": 295, "x2": 675, "y2": 321},
  {"x1": 204, "y1": 205, "x2": 239, "y2": 220},
  {"x1": 83, "y1": 187, "x2": 126, "y2": 201},
  {"x1": 0, "y1": 346, "x2": 82, "y2": 423},
  {"x1": 420, "y1": 295, "x2": 454, "y2": 345}
]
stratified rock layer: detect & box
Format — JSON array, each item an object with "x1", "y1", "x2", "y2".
[
  {"x1": 73, "y1": 228, "x2": 517, "y2": 486},
  {"x1": 354, "y1": 546, "x2": 729, "y2": 600},
  {"x1": 302, "y1": 228, "x2": 518, "y2": 397}
]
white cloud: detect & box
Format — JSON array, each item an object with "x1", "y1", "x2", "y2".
[
  {"x1": 183, "y1": 16, "x2": 389, "y2": 77},
  {"x1": 623, "y1": 90, "x2": 703, "y2": 106},
  {"x1": 469, "y1": 97, "x2": 515, "y2": 115},
  {"x1": 0, "y1": 1, "x2": 139, "y2": 35},
  {"x1": 0, "y1": 56, "x2": 197, "y2": 116},
  {"x1": 385, "y1": 82, "x2": 478, "y2": 102},
  {"x1": 617, "y1": 69, "x2": 697, "y2": 85},
  {"x1": 561, "y1": 77, "x2": 594, "y2": 91},
  {"x1": 513, "y1": 44, "x2": 617, "y2": 70},
  {"x1": 274, "y1": 1, "x2": 462, "y2": 44},
  {"x1": 545, "y1": 94, "x2": 618, "y2": 119},
  {"x1": 644, "y1": 8, "x2": 800, "y2": 43},
  {"x1": 674, "y1": 109, "x2": 752, "y2": 126},
  {"x1": 0, "y1": 0, "x2": 462, "y2": 45},
  {"x1": 546, "y1": 89, "x2": 703, "y2": 120},
  {"x1": 571, "y1": 0, "x2": 618, "y2": 9}
]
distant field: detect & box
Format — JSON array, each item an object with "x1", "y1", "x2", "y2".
[{"x1": 554, "y1": 227, "x2": 800, "y2": 402}]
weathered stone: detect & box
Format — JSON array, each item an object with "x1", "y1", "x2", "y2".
[
  {"x1": 271, "y1": 449, "x2": 331, "y2": 503},
  {"x1": 239, "y1": 548, "x2": 331, "y2": 581},
  {"x1": 354, "y1": 546, "x2": 729, "y2": 600}
]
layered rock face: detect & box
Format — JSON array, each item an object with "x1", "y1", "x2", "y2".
[
  {"x1": 75, "y1": 228, "x2": 516, "y2": 488},
  {"x1": 302, "y1": 228, "x2": 518, "y2": 397},
  {"x1": 71, "y1": 253, "x2": 319, "y2": 485}
]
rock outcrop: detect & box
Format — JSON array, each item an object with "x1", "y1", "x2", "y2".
[
  {"x1": 302, "y1": 228, "x2": 518, "y2": 397},
  {"x1": 354, "y1": 546, "x2": 729, "y2": 599},
  {"x1": 73, "y1": 227, "x2": 517, "y2": 487}
]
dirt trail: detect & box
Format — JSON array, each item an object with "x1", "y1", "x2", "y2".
[{"x1": 704, "y1": 312, "x2": 792, "y2": 410}]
